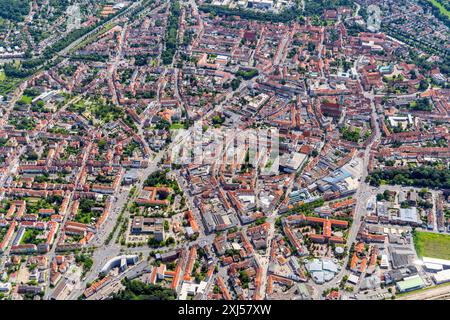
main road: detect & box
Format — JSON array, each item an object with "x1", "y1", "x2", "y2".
[{"x1": 319, "y1": 55, "x2": 382, "y2": 294}]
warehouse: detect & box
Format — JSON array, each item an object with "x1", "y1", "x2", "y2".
[
  {"x1": 423, "y1": 257, "x2": 450, "y2": 269},
  {"x1": 432, "y1": 269, "x2": 450, "y2": 285},
  {"x1": 396, "y1": 275, "x2": 425, "y2": 293},
  {"x1": 424, "y1": 262, "x2": 444, "y2": 273}
]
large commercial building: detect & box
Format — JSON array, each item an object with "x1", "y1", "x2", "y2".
[{"x1": 396, "y1": 275, "x2": 424, "y2": 293}]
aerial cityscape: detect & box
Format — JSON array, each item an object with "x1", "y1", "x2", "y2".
[{"x1": 0, "y1": 0, "x2": 448, "y2": 302}]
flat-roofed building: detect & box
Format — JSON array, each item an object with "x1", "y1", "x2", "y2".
[
  {"x1": 432, "y1": 269, "x2": 450, "y2": 284},
  {"x1": 130, "y1": 216, "x2": 165, "y2": 241},
  {"x1": 396, "y1": 275, "x2": 424, "y2": 293}
]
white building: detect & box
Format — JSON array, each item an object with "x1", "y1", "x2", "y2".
[
  {"x1": 433, "y1": 269, "x2": 450, "y2": 284},
  {"x1": 247, "y1": 0, "x2": 273, "y2": 10}
]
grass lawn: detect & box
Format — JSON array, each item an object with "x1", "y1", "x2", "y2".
[
  {"x1": 75, "y1": 210, "x2": 100, "y2": 224},
  {"x1": 413, "y1": 231, "x2": 450, "y2": 260},
  {"x1": 0, "y1": 76, "x2": 21, "y2": 96},
  {"x1": 20, "y1": 228, "x2": 45, "y2": 245},
  {"x1": 71, "y1": 98, "x2": 124, "y2": 124},
  {"x1": 429, "y1": 0, "x2": 450, "y2": 19},
  {"x1": 26, "y1": 197, "x2": 40, "y2": 203},
  {"x1": 72, "y1": 22, "x2": 115, "y2": 53},
  {"x1": 20, "y1": 95, "x2": 33, "y2": 105},
  {"x1": 75, "y1": 198, "x2": 102, "y2": 224},
  {"x1": 169, "y1": 123, "x2": 185, "y2": 130}
]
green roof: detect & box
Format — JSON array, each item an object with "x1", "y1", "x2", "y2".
[{"x1": 397, "y1": 275, "x2": 424, "y2": 292}]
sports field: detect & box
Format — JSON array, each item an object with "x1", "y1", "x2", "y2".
[{"x1": 414, "y1": 231, "x2": 450, "y2": 260}]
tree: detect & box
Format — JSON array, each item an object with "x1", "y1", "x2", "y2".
[
  {"x1": 0, "y1": 0, "x2": 30, "y2": 21},
  {"x1": 230, "y1": 78, "x2": 241, "y2": 90},
  {"x1": 162, "y1": 0, "x2": 181, "y2": 65},
  {"x1": 419, "y1": 79, "x2": 428, "y2": 91},
  {"x1": 255, "y1": 217, "x2": 267, "y2": 225},
  {"x1": 98, "y1": 139, "x2": 107, "y2": 149},
  {"x1": 340, "y1": 126, "x2": 360, "y2": 142},
  {"x1": 236, "y1": 68, "x2": 259, "y2": 80},
  {"x1": 164, "y1": 220, "x2": 170, "y2": 232},
  {"x1": 113, "y1": 278, "x2": 176, "y2": 300},
  {"x1": 368, "y1": 166, "x2": 450, "y2": 189},
  {"x1": 212, "y1": 114, "x2": 225, "y2": 126},
  {"x1": 199, "y1": 4, "x2": 302, "y2": 23}
]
